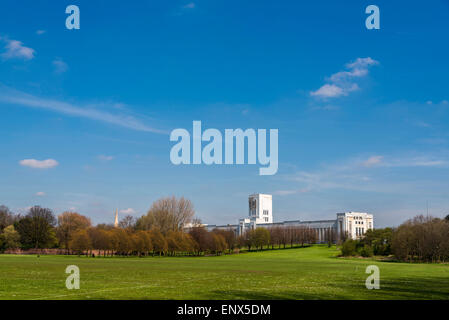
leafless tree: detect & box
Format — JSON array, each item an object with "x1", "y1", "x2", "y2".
[{"x1": 137, "y1": 196, "x2": 195, "y2": 234}]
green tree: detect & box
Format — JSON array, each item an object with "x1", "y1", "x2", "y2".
[
  {"x1": 1, "y1": 225, "x2": 21, "y2": 249},
  {"x1": 362, "y1": 228, "x2": 393, "y2": 256},
  {"x1": 360, "y1": 245, "x2": 374, "y2": 257},
  {"x1": 15, "y1": 206, "x2": 57, "y2": 249},
  {"x1": 341, "y1": 239, "x2": 358, "y2": 256},
  {"x1": 254, "y1": 228, "x2": 270, "y2": 250}
]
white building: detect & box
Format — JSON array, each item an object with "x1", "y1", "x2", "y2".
[
  {"x1": 204, "y1": 194, "x2": 374, "y2": 242},
  {"x1": 336, "y1": 212, "x2": 374, "y2": 240}
]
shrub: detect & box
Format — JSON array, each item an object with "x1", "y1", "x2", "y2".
[
  {"x1": 359, "y1": 245, "x2": 374, "y2": 257},
  {"x1": 341, "y1": 239, "x2": 358, "y2": 256}
]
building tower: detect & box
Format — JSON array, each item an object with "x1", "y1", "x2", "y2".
[
  {"x1": 248, "y1": 193, "x2": 273, "y2": 224},
  {"x1": 239, "y1": 194, "x2": 274, "y2": 235},
  {"x1": 114, "y1": 209, "x2": 119, "y2": 227}
]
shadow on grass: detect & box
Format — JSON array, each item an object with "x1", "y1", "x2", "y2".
[
  {"x1": 207, "y1": 290, "x2": 350, "y2": 300},
  {"x1": 208, "y1": 275, "x2": 449, "y2": 300}
]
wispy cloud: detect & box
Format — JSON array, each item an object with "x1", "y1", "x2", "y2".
[
  {"x1": 363, "y1": 155, "x2": 383, "y2": 167},
  {"x1": 362, "y1": 155, "x2": 448, "y2": 168},
  {"x1": 19, "y1": 159, "x2": 59, "y2": 169},
  {"x1": 98, "y1": 155, "x2": 114, "y2": 161},
  {"x1": 173, "y1": 2, "x2": 196, "y2": 15},
  {"x1": 385, "y1": 157, "x2": 448, "y2": 168},
  {"x1": 183, "y1": 2, "x2": 195, "y2": 9},
  {"x1": 1, "y1": 38, "x2": 35, "y2": 60},
  {"x1": 120, "y1": 208, "x2": 136, "y2": 215},
  {"x1": 0, "y1": 86, "x2": 166, "y2": 134},
  {"x1": 36, "y1": 30, "x2": 46, "y2": 35},
  {"x1": 273, "y1": 188, "x2": 309, "y2": 196},
  {"x1": 311, "y1": 57, "x2": 379, "y2": 98},
  {"x1": 35, "y1": 191, "x2": 46, "y2": 196},
  {"x1": 284, "y1": 153, "x2": 449, "y2": 194},
  {"x1": 53, "y1": 58, "x2": 68, "y2": 74},
  {"x1": 360, "y1": 155, "x2": 448, "y2": 169}
]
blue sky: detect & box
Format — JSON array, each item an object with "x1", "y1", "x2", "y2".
[{"x1": 0, "y1": 0, "x2": 448, "y2": 227}]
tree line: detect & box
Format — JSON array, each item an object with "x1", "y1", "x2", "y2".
[
  {"x1": 0, "y1": 197, "x2": 318, "y2": 256},
  {"x1": 340, "y1": 214, "x2": 449, "y2": 262},
  {"x1": 2, "y1": 199, "x2": 448, "y2": 262}
]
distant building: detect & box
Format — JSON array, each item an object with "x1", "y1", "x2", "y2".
[
  {"x1": 203, "y1": 194, "x2": 374, "y2": 243},
  {"x1": 114, "y1": 209, "x2": 119, "y2": 228}
]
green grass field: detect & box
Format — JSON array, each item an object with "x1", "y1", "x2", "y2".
[{"x1": 0, "y1": 245, "x2": 448, "y2": 300}]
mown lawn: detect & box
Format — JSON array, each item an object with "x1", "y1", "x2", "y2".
[{"x1": 0, "y1": 245, "x2": 448, "y2": 300}]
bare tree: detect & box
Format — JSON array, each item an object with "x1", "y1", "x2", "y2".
[
  {"x1": 119, "y1": 215, "x2": 136, "y2": 231},
  {"x1": 392, "y1": 215, "x2": 449, "y2": 262},
  {"x1": 137, "y1": 196, "x2": 195, "y2": 234},
  {"x1": 0, "y1": 206, "x2": 17, "y2": 232}
]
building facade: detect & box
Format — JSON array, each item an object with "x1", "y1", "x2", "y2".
[{"x1": 204, "y1": 194, "x2": 374, "y2": 242}]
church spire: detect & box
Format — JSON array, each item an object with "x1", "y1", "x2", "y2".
[{"x1": 114, "y1": 209, "x2": 119, "y2": 227}]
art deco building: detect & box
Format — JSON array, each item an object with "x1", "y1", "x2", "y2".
[{"x1": 204, "y1": 194, "x2": 374, "y2": 242}]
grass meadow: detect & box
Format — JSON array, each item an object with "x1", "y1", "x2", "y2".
[{"x1": 0, "y1": 245, "x2": 448, "y2": 300}]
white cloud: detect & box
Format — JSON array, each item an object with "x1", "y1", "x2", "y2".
[
  {"x1": 1, "y1": 39, "x2": 35, "y2": 60},
  {"x1": 310, "y1": 84, "x2": 344, "y2": 98},
  {"x1": 53, "y1": 58, "x2": 68, "y2": 74},
  {"x1": 19, "y1": 159, "x2": 59, "y2": 169},
  {"x1": 98, "y1": 155, "x2": 114, "y2": 161},
  {"x1": 183, "y1": 2, "x2": 195, "y2": 9},
  {"x1": 120, "y1": 208, "x2": 136, "y2": 215},
  {"x1": 0, "y1": 86, "x2": 166, "y2": 134},
  {"x1": 35, "y1": 192, "x2": 46, "y2": 196},
  {"x1": 346, "y1": 57, "x2": 378, "y2": 70},
  {"x1": 36, "y1": 30, "x2": 46, "y2": 35},
  {"x1": 310, "y1": 57, "x2": 378, "y2": 98},
  {"x1": 363, "y1": 155, "x2": 383, "y2": 167}
]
